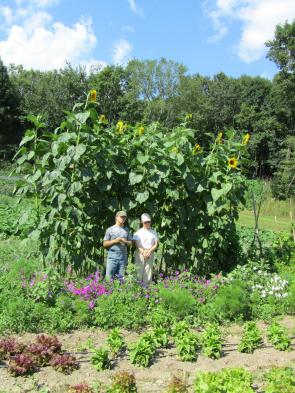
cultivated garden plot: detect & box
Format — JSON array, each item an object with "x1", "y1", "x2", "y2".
[
  {"x1": 0, "y1": 93, "x2": 294, "y2": 393},
  {"x1": 0, "y1": 317, "x2": 294, "y2": 393}
]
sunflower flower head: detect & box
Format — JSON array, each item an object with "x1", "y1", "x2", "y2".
[
  {"x1": 89, "y1": 89, "x2": 97, "y2": 102},
  {"x1": 116, "y1": 120, "x2": 125, "y2": 134},
  {"x1": 171, "y1": 146, "x2": 179, "y2": 154},
  {"x1": 185, "y1": 113, "x2": 193, "y2": 121},
  {"x1": 138, "y1": 126, "x2": 145, "y2": 136},
  {"x1": 242, "y1": 133, "x2": 250, "y2": 145},
  {"x1": 99, "y1": 114, "x2": 107, "y2": 123},
  {"x1": 228, "y1": 157, "x2": 238, "y2": 169},
  {"x1": 217, "y1": 132, "x2": 223, "y2": 144},
  {"x1": 193, "y1": 143, "x2": 202, "y2": 155}
]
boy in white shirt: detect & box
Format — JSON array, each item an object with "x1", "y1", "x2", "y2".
[{"x1": 133, "y1": 213, "x2": 158, "y2": 285}]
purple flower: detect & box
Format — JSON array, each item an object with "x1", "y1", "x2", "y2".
[{"x1": 88, "y1": 300, "x2": 95, "y2": 310}]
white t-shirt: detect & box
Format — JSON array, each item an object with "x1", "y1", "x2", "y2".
[{"x1": 133, "y1": 228, "x2": 158, "y2": 249}]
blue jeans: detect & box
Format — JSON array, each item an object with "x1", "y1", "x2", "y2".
[{"x1": 106, "y1": 251, "x2": 127, "y2": 279}]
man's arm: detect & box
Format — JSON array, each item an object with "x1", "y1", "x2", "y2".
[
  {"x1": 103, "y1": 238, "x2": 122, "y2": 249},
  {"x1": 120, "y1": 238, "x2": 132, "y2": 246}
]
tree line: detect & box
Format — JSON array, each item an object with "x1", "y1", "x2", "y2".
[{"x1": 0, "y1": 20, "x2": 294, "y2": 197}]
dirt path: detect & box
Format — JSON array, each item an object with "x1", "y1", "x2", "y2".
[{"x1": 0, "y1": 316, "x2": 295, "y2": 393}]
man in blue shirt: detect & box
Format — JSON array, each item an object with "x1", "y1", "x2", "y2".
[{"x1": 103, "y1": 211, "x2": 132, "y2": 279}]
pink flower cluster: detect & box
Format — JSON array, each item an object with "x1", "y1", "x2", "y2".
[{"x1": 67, "y1": 271, "x2": 108, "y2": 309}]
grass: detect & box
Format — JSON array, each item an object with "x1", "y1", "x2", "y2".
[{"x1": 238, "y1": 210, "x2": 292, "y2": 232}]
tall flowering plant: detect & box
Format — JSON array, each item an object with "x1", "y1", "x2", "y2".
[{"x1": 15, "y1": 91, "x2": 249, "y2": 274}]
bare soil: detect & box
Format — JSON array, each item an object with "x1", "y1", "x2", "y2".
[{"x1": 0, "y1": 316, "x2": 294, "y2": 393}]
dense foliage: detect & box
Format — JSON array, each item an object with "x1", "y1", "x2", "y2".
[{"x1": 14, "y1": 98, "x2": 248, "y2": 273}]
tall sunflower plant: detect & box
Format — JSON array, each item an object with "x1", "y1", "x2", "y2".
[{"x1": 14, "y1": 92, "x2": 250, "y2": 275}]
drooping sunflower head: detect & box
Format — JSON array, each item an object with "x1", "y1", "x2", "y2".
[
  {"x1": 99, "y1": 114, "x2": 107, "y2": 123},
  {"x1": 138, "y1": 126, "x2": 145, "y2": 136},
  {"x1": 228, "y1": 157, "x2": 238, "y2": 169},
  {"x1": 89, "y1": 89, "x2": 97, "y2": 102},
  {"x1": 217, "y1": 132, "x2": 223, "y2": 144},
  {"x1": 242, "y1": 133, "x2": 250, "y2": 145},
  {"x1": 116, "y1": 120, "x2": 125, "y2": 134},
  {"x1": 193, "y1": 143, "x2": 201, "y2": 155}
]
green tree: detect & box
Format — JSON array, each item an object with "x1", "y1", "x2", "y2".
[
  {"x1": 272, "y1": 136, "x2": 295, "y2": 199},
  {"x1": 266, "y1": 20, "x2": 295, "y2": 132},
  {"x1": 87, "y1": 65, "x2": 143, "y2": 123},
  {"x1": 207, "y1": 73, "x2": 242, "y2": 131},
  {"x1": 0, "y1": 58, "x2": 20, "y2": 147},
  {"x1": 9, "y1": 63, "x2": 88, "y2": 132},
  {"x1": 127, "y1": 58, "x2": 187, "y2": 126},
  {"x1": 174, "y1": 73, "x2": 212, "y2": 134}
]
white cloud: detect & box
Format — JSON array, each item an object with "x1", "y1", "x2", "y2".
[
  {"x1": 204, "y1": 0, "x2": 295, "y2": 62},
  {"x1": 0, "y1": 6, "x2": 14, "y2": 25},
  {"x1": 128, "y1": 0, "x2": 143, "y2": 16},
  {"x1": 0, "y1": 1, "x2": 106, "y2": 70},
  {"x1": 0, "y1": 18, "x2": 97, "y2": 70},
  {"x1": 16, "y1": 0, "x2": 60, "y2": 8},
  {"x1": 122, "y1": 25, "x2": 135, "y2": 33},
  {"x1": 111, "y1": 38, "x2": 133, "y2": 65}
]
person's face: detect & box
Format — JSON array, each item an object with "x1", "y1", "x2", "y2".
[
  {"x1": 143, "y1": 220, "x2": 151, "y2": 228},
  {"x1": 116, "y1": 215, "x2": 127, "y2": 225}
]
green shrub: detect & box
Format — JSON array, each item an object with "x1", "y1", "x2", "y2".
[
  {"x1": 0, "y1": 196, "x2": 38, "y2": 238},
  {"x1": 158, "y1": 286, "x2": 197, "y2": 319},
  {"x1": 206, "y1": 280, "x2": 250, "y2": 322},
  {"x1": 284, "y1": 281, "x2": 295, "y2": 314},
  {"x1": 94, "y1": 291, "x2": 148, "y2": 330},
  {"x1": 146, "y1": 305, "x2": 175, "y2": 331}
]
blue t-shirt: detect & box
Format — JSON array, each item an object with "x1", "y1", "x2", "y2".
[{"x1": 103, "y1": 225, "x2": 132, "y2": 254}]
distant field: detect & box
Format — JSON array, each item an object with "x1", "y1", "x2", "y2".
[{"x1": 238, "y1": 209, "x2": 292, "y2": 232}]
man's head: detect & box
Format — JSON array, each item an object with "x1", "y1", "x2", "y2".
[
  {"x1": 141, "y1": 213, "x2": 151, "y2": 228},
  {"x1": 115, "y1": 210, "x2": 127, "y2": 226}
]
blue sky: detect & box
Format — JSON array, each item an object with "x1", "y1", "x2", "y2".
[{"x1": 0, "y1": 0, "x2": 294, "y2": 78}]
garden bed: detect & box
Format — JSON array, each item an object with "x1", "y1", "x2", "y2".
[{"x1": 0, "y1": 316, "x2": 294, "y2": 393}]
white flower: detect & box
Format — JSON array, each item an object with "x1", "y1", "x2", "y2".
[{"x1": 282, "y1": 293, "x2": 288, "y2": 298}]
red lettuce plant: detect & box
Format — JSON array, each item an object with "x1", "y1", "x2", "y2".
[
  {"x1": 26, "y1": 334, "x2": 62, "y2": 366},
  {"x1": 8, "y1": 353, "x2": 36, "y2": 376},
  {"x1": 108, "y1": 371, "x2": 137, "y2": 393},
  {"x1": 50, "y1": 353, "x2": 79, "y2": 374},
  {"x1": 67, "y1": 383, "x2": 94, "y2": 393},
  {"x1": 0, "y1": 338, "x2": 25, "y2": 360}
]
